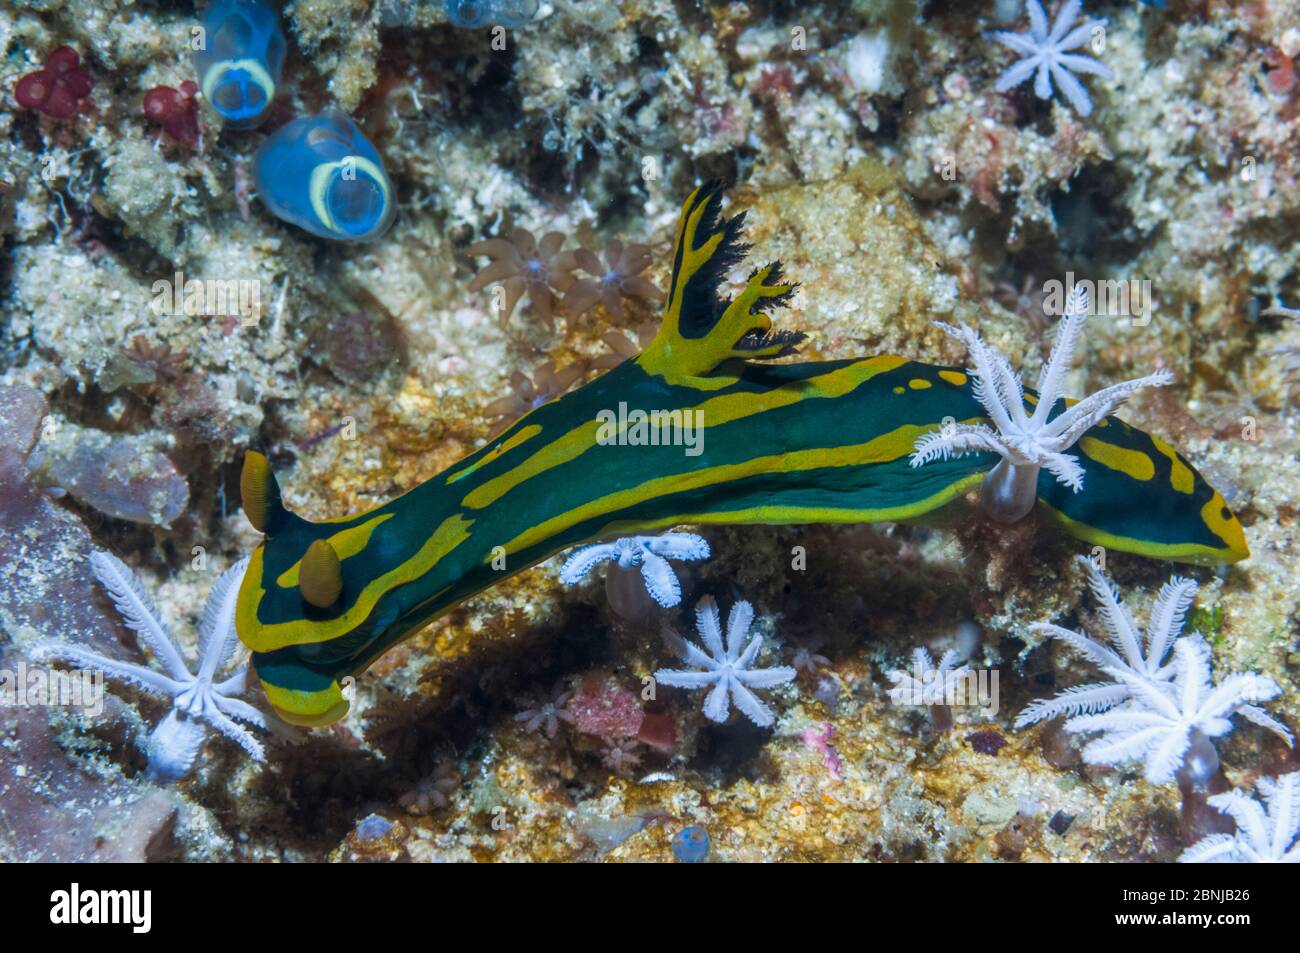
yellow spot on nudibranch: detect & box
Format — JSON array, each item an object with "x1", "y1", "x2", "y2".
[
  {"x1": 893, "y1": 386, "x2": 905, "y2": 394},
  {"x1": 1079, "y1": 436, "x2": 1155, "y2": 481},
  {"x1": 1151, "y1": 436, "x2": 1195, "y2": 494},
  {"x1": 908, "y1": 378, "x2": 932, "y2": 390},
  {"x1": 938, "y1": 370, "x2": 967, "y2": 386}
]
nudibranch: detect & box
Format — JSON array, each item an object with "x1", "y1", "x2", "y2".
[
  {"x1": 236, "y1": 183, "x2": 1248, "y2": 726},
  {"x1": 193, "y1": 0, "x2": 285, "y2": 127},
  {"x1": 253, "y1": 110, "x2": 394, "y2": 242}
]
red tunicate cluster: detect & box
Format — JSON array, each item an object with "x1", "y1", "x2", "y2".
[
  {"x1": 1263, "y1": 49, "x2": 1298, "y2": 95},
  {"x1": 14, "y1": 46, "x2": 93, "y2": 119},
  {"x1": 565, "y1": 673, "x2": 678, "y2": 753},
  {"x1": 143, "y1": 80, "x2": 200, "y2": 147}
]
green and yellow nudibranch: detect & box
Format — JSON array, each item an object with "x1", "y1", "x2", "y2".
[{"x1": 236, "y1": 182, "x2": 1248, "y2": 726}]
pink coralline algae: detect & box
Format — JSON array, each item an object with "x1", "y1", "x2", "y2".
[
  {"x1": 801, "y1": 723, "x2": 843, "y2": 780},
  {"x1": 568, "y1": 675, "x2": 645, "y2": 742},
  {"x1": 0, "y1": 704, "x2": 180, "y2": 861},
  {"x1": 144, "y1": 81, "x2": 200, "y2": 147},
  {"x1": 14, "y1": 47, "x2": 93, "y2": 119}
]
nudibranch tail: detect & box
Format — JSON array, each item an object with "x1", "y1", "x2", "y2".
[{"x1": 235, "y1": 184, "x2": 1249, "y2": 727}]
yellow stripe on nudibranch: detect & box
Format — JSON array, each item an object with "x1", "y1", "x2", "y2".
[
  {"x1": 696, "y1": 355, "x2": 904, "y2": 425},
  {"x1": 595, "y1": 474, "x2": 987, "y2": 538},
  {"x1": 259, "y1": 679, "x2": 350, "y2": 727},
  {"x1": 463, "y1": 356, "x2": 908, "y2": 511},
  {"x1": 1151, "y1": 435, "x2": 1195, "y2": 494},
  {"x1": 447, "y1": 425, "x2": 542, "y2": 485},
  {"x1": 462, "y1": 422, "x2": 606, "y2": 510},
  {"x1": 499, "y1": 423, "x2": 950, "y2": 555},
  {"x1": 1039, "y1": 499, "x2": 1248, "y2": 565},
  {"x1": 240, "y1": 514, "x2": 474, "y2": 652},
  {"x1": 275, "y1": 513, "x2": 394, "y2": 588},
  {"x1": 1078, "y1": 436, "x2": 1155, "y2": 481}
]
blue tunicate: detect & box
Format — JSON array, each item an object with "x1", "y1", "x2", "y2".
[
  {"x1": 444, "y1": 0, "x2": 539, "y2": 29},
  {"x1": 354, "y1": 813, "x2": 394, "y2": 843},
  {"x1": 254, "y1": 110, "x2": 395, "y2": 242},
  {"x1": 193, "y1": 0, "x2": 286, "y2": 127},
  {"x1": 671, "y1": 825, "x2": 710, "y2": 863}
]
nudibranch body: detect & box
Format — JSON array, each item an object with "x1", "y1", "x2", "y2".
[
  {"x1": 253, "y1": 110, "x2": 394, "y2": 242},
  {"x1": 236, "y1": 183, "x2": 1249, "y2": 727},
  {"x1": 193, "y1": 0, "x2": 285, "y2": 127}
]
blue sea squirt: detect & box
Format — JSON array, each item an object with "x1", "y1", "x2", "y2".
[
  {"x1": 444, "y1": 0, "x2": 540, "y2": 30},
  {"x1": 193, "y1": 0, "x2": 286, "y2": 127},
  {"x1": 254, "y1": 110, "x2": 395, "y2": 242}
]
